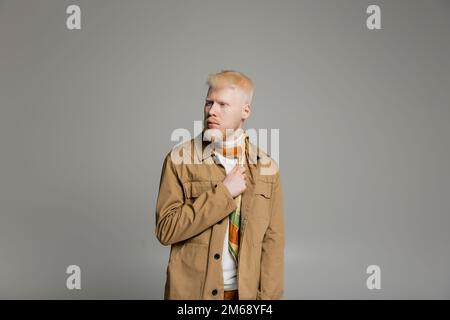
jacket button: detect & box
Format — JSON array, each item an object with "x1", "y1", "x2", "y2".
[
  {"x1": 212, "y1": 289, "x2": 218, "y2": 296},
  {"x1": 214, "y1": 253, "x2": 220, "y2": 260}
]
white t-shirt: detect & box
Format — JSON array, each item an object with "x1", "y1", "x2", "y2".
[
  {"x1": 213, "y1": 133, "x2": 245, "y2": 291},
  {"x1": 214, "y1": 152, "x2": 239, "y2": 291}
]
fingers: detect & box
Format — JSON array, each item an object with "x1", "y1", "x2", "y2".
[
  {"x1": 232, "y1": 164, "x2": 245, "y2": 173},
  {"x1": 239, "y1": 166, "x2": 247, "y2": 184},
  {"x1": 236, "y1": 165, "x2": 245, "y2": 173}
]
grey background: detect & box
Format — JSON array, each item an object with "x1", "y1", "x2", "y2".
[{"x1": 1, "y1": 0, "x2": 449, "y2": 299}]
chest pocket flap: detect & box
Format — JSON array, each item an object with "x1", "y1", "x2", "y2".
[
  {"x1": 254, "y1": 180, "x2": 273, "y2": 199},
  {"x1": 183, "y1": 181, "x2": 215, "y2": 198}
]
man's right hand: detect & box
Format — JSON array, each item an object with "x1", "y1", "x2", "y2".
[{"x1": 222, "y1": 165, "x2": 247, "y2": 198}]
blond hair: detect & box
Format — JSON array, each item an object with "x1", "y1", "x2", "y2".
[{"x1": 206, "y1": 70, "x2": 254, "y2": 105}]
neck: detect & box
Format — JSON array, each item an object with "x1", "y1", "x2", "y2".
[
  {"x1": 210, "y1": 131, "x2": 244, "y2": 148},
  {"x1": 222, "y1": 131, "x2": 244, "y2": 146}
]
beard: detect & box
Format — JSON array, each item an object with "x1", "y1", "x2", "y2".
[{"x1": 203, "y1": 126, "x2": 244, "y2": 143}]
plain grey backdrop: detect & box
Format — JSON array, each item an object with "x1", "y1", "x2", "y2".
[{"x1": 1, "y1": 0, "x2": 449, "y2": 299}]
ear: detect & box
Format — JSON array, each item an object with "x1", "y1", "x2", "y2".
[{"x1": 241, "y1": 103, "x2": 251, "y2": 120}]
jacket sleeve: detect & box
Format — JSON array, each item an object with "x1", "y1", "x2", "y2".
[
  {"x1": 258, "y1": 171, "x2": 285, "y2": 300},
  {"x1": 154, "y1": 153, "x2": 237, "y2": 246}
]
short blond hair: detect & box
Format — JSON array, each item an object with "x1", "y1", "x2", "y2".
[{"x1": 206, "y1": 70, "x2": 254, "y2": 105}]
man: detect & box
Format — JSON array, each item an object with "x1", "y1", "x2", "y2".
[{"x1": 155, "y1": 70, "x2": 284, "y2": 300}]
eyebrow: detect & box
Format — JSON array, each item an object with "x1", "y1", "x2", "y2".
[{"x1": 205, "y1": 99, "x2": 229, "y2": 105}]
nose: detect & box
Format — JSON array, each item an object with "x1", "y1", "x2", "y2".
[{"x1": 208, "y1": 102, "x2": 220, "y2": 116}]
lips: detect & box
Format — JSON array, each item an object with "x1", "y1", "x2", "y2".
[
  {"x1": 207, "y1": 123, "x2": 219, "y2": 129},
  {"x1": 206, "y1": 119, "x2": 219, "y2": 126}
]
